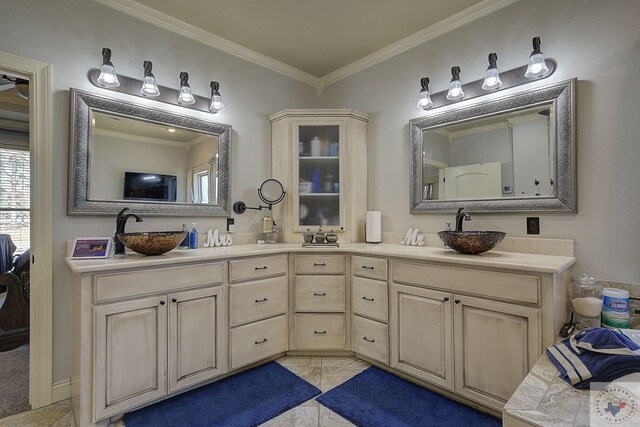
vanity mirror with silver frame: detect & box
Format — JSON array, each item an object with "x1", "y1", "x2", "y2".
[
  {"x1": 69, "y1": 89, "x2": 231, "y2": 216},
  {"x1": 410, "y1": 79, "x2": 575, "y2": 213}
]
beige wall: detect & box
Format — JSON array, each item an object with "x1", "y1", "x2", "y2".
[
  {"x1": 0, "y1": 0, "x2": 318, "y2": 382},
  {"x1": 318, "y1": 0, "x2": 640, "y2": 284}
]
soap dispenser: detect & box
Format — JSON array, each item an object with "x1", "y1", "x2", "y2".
[
  {"x1": 189, "y1": 223, "x2": 198, "y2": 249},
  {"x1": 180, "y1": 223, "x2": 189, "y2": 249}
]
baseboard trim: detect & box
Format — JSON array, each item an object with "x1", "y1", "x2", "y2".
[{"x1": 51, "y1": 379, "x2": 71, "y2": 403}]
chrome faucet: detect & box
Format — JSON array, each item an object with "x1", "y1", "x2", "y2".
[
  {"x1": 114, "y1": 207, "x2": 143, "y2": 255},
  {"x1": 455, "y1": 207, "x2": 471, "y2": 232}
]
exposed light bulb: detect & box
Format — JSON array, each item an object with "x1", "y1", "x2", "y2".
[
  {"x1": 140, "y1": 61, "x2": 160, "y2": 97},
  {"x1": 96, "y1": 48, "x2": 120, "y2": 88},
  {"x1": 166, "y1": 128, "x2": 176, "y2": 133},
  {"x1": 209, "y1": 81, "x2": 225, "y2": 113},
  {"x1": 482, "y1": 53, "x2": 503, "y2": 90},
  {"x1": 446, "y1": 66, "x2": 464, "y2": 101},
  {"x1": 416, "y1": 77, "x2": 433, "y2": 110},
  {"x1": 177, "y1": 72, "x2": 195, "y2": 105},
  {"x1": 525, "y1": 37, "x2": 549, "y2": 78}
]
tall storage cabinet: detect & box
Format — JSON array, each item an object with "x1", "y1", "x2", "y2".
[{"x1": 270, "y1": 109, "x2": 369, "y2": 243}]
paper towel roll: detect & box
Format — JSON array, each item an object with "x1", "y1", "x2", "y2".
[{"x1": 366, "y1": 210, "x2": 381, "y2": 243}]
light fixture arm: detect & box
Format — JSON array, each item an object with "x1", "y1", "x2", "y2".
[
  {"x1": 487, "y1": 53, "x2": 498, "y2": 69},
  {"x1": 143, "y1": 60, "x2": 154, "y2": 77},
  {"x1": 101, "y1": 48, "x2": 113, "y2": 66},
  {"x1": 450, "y1": 66, "x2": 461, "y2": 82},
  {"x1": 531, "y1": 36, "x2": 542, "y2": 55},
  {"x1": 180, "y1": 72, "x2": 190, "y2": 87},
  {"x1": 420, "y1": 77, "x2": 430, "y2": 92},
  {"x1": 210, "y1": 81, "x2": 221, "y2": 97}
]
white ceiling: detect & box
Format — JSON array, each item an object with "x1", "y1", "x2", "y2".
[{"x1": 95, "y1": 0, "x2": 518, "y2": 90}]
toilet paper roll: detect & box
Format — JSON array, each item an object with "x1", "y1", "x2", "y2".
[{"x1": 366, "y1": 210, "x2": 382, "y2": 243}]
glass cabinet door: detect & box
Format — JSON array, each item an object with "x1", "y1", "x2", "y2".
[{"x1": 296, "y1": 124, "x2": 341, "y2": 228}]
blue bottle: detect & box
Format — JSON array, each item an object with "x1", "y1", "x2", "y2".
[
  {"x1": 189, "y1": 223, "x2": 198, "y2": 249},
  {"x1": 311, "y1": 167, "x2": 321, "y2": 193}
]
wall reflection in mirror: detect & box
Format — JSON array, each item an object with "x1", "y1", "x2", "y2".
[
  {"x1": 421, "y1": 104, "x2": 553, "y2": 201},
  {"x1": 89, "y1": 112, "x2": 219, "y2": 205}
]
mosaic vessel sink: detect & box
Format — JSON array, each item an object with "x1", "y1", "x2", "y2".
[
  {"x1": 437, "y1": 230, "x2": 506, "y2": 255},
  {"x1": 116, "y1": 231, "x2": 187, "y2": 256}
]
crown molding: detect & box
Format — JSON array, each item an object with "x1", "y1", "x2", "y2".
[
  {"x1": 94, "y1": 0, "x2": 519, "y2": 92},
  {"x1": 319, "y1": 0, "x2": 520, "y2": 88},
  {"x1": 92, "y1": 0, "x2": 321, "y2": 88}
]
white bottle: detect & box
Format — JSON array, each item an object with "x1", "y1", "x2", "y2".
[{"x1": 310, "y1": 137, "x2": 321, "y2": 157}]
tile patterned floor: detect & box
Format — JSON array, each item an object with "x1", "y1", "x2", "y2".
[{"x1": 0, "y1": 356, "x2": 368, "y2": 426}]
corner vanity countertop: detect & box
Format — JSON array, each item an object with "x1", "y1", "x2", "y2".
[
  {"x1": 65, "y1": 243, "x2": 575, "y2": 274},
  {"x1": 504, "y1": 354, "x2": 592, "y2": 426}
]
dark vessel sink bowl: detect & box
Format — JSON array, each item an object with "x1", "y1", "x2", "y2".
[
  {"x1": 116, "y1": 231, "x2": 187, "y2": 256},
  {"x1": 437, "y1": 231, "x2": 506, "y2": 255}
]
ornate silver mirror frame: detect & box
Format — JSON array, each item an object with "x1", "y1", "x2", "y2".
[
  {"x1": 69, "y1": 89, "x2": 232, "y2": 216},
  {"x1": 409, "y1": 79, "x2": 576, "y2": 213}
]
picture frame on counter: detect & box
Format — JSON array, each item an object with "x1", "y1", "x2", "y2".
[{"x1": 71, "y1": 237, "x2": 113, "y2": 259}]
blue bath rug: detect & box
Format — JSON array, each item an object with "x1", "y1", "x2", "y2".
[
  {"x1": 317, "y1": 366, "x2": 500, "y2": 427},
  {"x1": 124, "y1": 361, "x2": 321, "y2": 427}
]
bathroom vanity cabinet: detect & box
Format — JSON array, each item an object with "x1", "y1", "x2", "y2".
[
  {"x1": 270, "y1": 110, "x2": 369, "y2": 243},
  {"x1": 67, "y1": 244, "x2": 574, "y2": 425}
]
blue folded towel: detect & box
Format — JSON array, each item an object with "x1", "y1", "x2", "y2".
[{"x1": 546, "y1": 328, "x2": 640, "y2": 389}]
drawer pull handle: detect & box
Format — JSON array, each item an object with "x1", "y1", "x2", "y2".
[
  {"x1": 255, "y1": 297, "x2": 269, "y2": 303},
  {"x1": 159, "y1": 300, "x2": 166, "y2": 306},
  {"x1": 255, "y1": 338, "x2": 268, "y2": 345},
  {"x1": 255, "y1": 266, "x2": 268, "y2": 271},
  {"x1": 455, "y1": 299, "x2": 461, "y2": 304},
  {"x1": 443, "y1": 297, "x2": 449, "y2": 302},
  {"x1": 362, "y1": 296, "x2": 375, "y2": 302},
  {"x1": 362, "y1": 336, "x2": 375, "y2": 343},
  {"x1": 313, "y1": 292, "x2": 327, "y2": 297},
  {"x1": 313, "y1": 262, "x2": 327, "y2": 267},
  {"x1": 171, "y1": 298, "x2": 178, "y2": 303},
  {"x1": 361, "y1": 265, "x2": 375, "y2": 270},
  {"x1": 314, "y1": 330, "x2": 327, "y2": 335}
]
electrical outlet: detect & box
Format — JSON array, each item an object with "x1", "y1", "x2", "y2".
[{"x1": 527, "y1": 217, "x2": 540, "y2": 235}]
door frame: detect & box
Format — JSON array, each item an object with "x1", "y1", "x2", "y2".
[{"x1": 0, "y1": 50, "x2": 53, "y2": 409}]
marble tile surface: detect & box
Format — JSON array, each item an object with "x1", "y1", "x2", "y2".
[{"x1": 0, "y1": 356, "x2": 369, "y2": 426}]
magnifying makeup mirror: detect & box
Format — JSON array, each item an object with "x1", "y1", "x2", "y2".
[{"x1": 233, "y1": 179, "x2": 286, "y2": 214}]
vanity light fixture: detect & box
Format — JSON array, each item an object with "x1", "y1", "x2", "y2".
[
  {"x1": 446, "y1": 66, "x2": 464, "y2": 100},
  {"x1": 209, "y1": 81, "x2": 225, "y2": 113},
  {"x1": 96, "y1": 48, "x2": 120, "y2": 88},
  {"x1": 140, "y1": 61, "x2": 160, "y2": 97},
  {"x1": 482, "y1": 53, "x2": 502, "y2": 90},
  {"x1": 416, "y1": 77, "x2": 433, "y2": 110},
  {"x1": 177, "y1": 72, "x2": 196, "y2": 105},
  {"x1": 525, "y1": 37, "x2": 549, "y2": 78},
  {"x1": 166, "y1": 127, "x2": 176, "y2": 133}
]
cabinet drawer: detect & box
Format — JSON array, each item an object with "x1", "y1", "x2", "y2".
[
  {"x1": 229, "y1": 254, "x2": 287, "y2": 283},
  {"x1": 230, "y1": 315, "x2": 287, "y2": 370},
  {"x1": 352, "y1": 277, "x2": 388, "y2": 323},
  {"x1": 295, "y1": 276, "x2": 345, "y2": 312},
  {"x1": 352, "y1": 255, "x2": 388, "y2": 281},
  {"x1": 295, "y1": 314, "x2": 345, "y2": 349},
  {"x1": 392, "y1": 261, "x2": 540, "y2": 305},
  {"x1": 294, "y1": 254, "x2": 345, "y2": 275},
  {"x1": 230, "y1": 277, "x2": 288, "y2": 327},
  {"x1": 352, "y1": 315, "x2": 388, "y2": 364},
  {"x1": 94, "y1": 263, "x2": 223, "y2": 303}
]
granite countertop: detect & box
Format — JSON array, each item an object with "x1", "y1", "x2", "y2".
[{"x1": 65, "y1": 243, "x2": 576, "y2": 274}]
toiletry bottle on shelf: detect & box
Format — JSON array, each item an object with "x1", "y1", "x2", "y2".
[
  {"x1": 180, "y1": 223, "x2": 189, "y2": 249},
  {"x1": 310, "y1": 136, "x2": 321, "y2": 157},
  {"x1": 443, "y1": 222, "x2": 451, "y2": 249},
  {"x1": 189, "y1": 223, "x2": 198, "y2": 249},
  {"x1": 311, "y1": 167, "x2": 321, "y2": 193},
  {"x1": 272, "y1": 221, "x2": 278, "y2": 243}
]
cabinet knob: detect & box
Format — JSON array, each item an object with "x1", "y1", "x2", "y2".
[
  {"x1": 361, "y1": 265, "x2": 374, "y2": 270},
  {"x1": 171, "y1": 298, "x2": 177, "y2": 303},
  {"x1": 362, "y1": 296, "x2": 375, "y2": 302},
  {"x1": 314, "y1": 330, "x2": 327, "y2": 335},
  {"x1": 313, "y1": 262, "x2": 327, "y2": 267},
  {"x1": 362, "y1": 336, "x2": 375, "y2": 343},
  {"x1": 443, "y1": 297, "x2": 449, "y2": 302},
  {"x1": 455, "y1": 299, "x2": 461, "y2": 304},
  {"x1": 254, "y1": 338, "x2": 268, "y2": 345},
  {"x1": 313, "y1": 292, "x2": 327, "y2": 297},
  {"x1": 255, "y1": 266, "x2": 268, "y2": 271},
  {"x1": 255, "y1": 297, "x2": 269, "y2": 303},
  {"x1": 159, "y1": 300, "x2": 166, "y2": 305}
]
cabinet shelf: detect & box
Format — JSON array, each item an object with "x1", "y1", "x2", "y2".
[
  {"x1": 299, "y1": 193, "x2": 340, "y2": 196},
  {"x1": 299, "y1": 156, "x2": 340, "y2": 160}
]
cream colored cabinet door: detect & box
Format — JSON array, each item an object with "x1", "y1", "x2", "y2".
[
  {"x1": 168, "y1": 286, "x2": 226, "y2": 393},
  {"x1": 94, "y1": 296, "x2": 168, "y2": 422},
  {"x1": 453, "y1": 295, "x2": 541, "y2": 410},
  {"x1": 390, "y1": 283, "x2": 454, "y2": 391}
]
